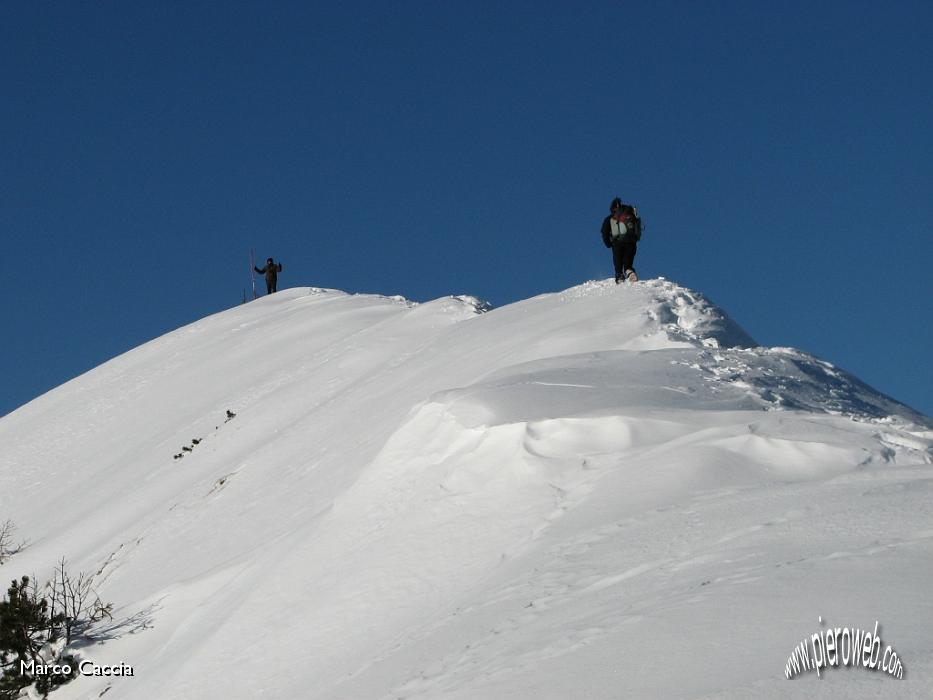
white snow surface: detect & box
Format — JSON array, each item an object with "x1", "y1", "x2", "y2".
[{"x1": 1, "y1": 278, "x2": 931, "y2": 699}]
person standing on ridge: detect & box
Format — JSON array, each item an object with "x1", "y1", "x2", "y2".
[
  {"x1": 254, "y1": 257, "x2": 283, "y2": 295},
  {"x1": 600, "y1": 197, "x2": 641, "y2": 284}
]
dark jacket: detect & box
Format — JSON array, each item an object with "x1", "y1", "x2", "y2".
[
  {"x1": 601, "y1": 216, "x2": 613, "y2": 248},
  {"x1": 255, "y1": 261, "x2": 282, "y2": 283}
]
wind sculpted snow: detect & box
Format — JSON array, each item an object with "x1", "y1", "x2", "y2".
[{"x1": 1, "y1": 279, "x2": 931, "y2": 699}]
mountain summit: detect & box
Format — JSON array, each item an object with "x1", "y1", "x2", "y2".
[{"x1": 1, "y1": 279, "x2": 930, "y2": 699}]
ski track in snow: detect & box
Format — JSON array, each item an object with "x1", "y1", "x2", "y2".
[{"x1": 1, "y1": 278, "x2": 931, "y2": 700}]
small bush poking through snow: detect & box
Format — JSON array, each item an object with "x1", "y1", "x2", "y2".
[
  {"x1": 0, "y1": 522, "x2": 24, "y2": 566},
  {"x1": 0, "y1": 560, "x2": 112, "y2": 699}
]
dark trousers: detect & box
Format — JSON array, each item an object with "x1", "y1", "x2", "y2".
[
  {"x1": 612, "y1": 240, "x2": 637, "y2": 278},
  {"x1": 266, "y1": 279, "x2": 277, "y2": 294}
]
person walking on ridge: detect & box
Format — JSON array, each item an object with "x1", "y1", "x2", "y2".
[
  {"x1": 601, "y1": 197, "x2": 641, "y2": 284},
  {"x1": 254, "y1": 257, "x2": 283, "y2": 295}
]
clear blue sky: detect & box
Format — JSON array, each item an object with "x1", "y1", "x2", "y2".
[{"x1": 2, "y1": 1, "x2": 931, "y2": 418}]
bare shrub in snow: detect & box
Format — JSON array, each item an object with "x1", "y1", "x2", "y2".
[
  {"x1": 0, "y1": 522, "x2": 24, "y2": 565},
  {"x1": 48, "y1": 559, "x2": 113, "y2": 645}
]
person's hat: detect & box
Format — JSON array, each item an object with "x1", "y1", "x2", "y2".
[{"x1": 610, "y1": 197, "x2": 622, "y2": 213}]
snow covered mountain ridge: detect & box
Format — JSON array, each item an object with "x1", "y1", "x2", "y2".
[{"x1": 1, "y1": 278, "x2": 931, "y2": 699}]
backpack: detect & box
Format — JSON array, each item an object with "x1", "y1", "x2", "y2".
[{"x1": 619, "y1": 203, "x2": 642, "y2": 241}]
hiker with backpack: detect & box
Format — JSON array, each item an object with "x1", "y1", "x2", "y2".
[
  {"x1": 601, "y1": 197, "x2": 641, "y2": 284},
  {"x1": 254, "y1": 257, "x2": 283, "y2": 295}
]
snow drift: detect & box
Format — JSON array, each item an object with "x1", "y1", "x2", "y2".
[{"x1": 1, "y1": 278, "x2": 931, "y2": 699}]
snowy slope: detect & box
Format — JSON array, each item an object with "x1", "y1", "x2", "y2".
[{"x1": 1, "y1": 278, "x2": 931, "y2": 699}]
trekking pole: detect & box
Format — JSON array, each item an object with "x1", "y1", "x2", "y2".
[{"x1": 250, "y1": 250, "x2": 257, "y2": 300}]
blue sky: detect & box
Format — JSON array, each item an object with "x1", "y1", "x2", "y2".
[{"x1": 2, "y1": 1, "x2": 931, "y2": 418}]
